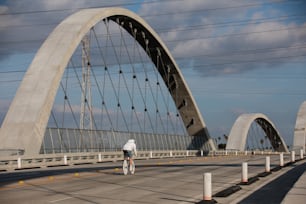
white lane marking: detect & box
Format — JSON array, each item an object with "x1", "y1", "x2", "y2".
[{"x1": 49, "y1": 196, "x2": 73, "y2": 203}]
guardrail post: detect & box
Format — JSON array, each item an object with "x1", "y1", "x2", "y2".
[
  {"x1": 235, "y1": 151, "x2": 238, "y2": 156},
  {"x1": 170, "y1": 151, "x2": 173, "y2": 157},
  {"x1": 186, "y1": 150, "x2": 189, "y2": 157},
  {"x1": 98, "y1": 153, "x2": 102, "y2": 162},
  {"x1": 300, "y1": 149, "x2": 304, "y2": 159},
  {"x1": 64, "y1": 155, "x2": 67, "y2": 165},
  {"x1": 203, "y1": 173, "x2": 212, "y2": 201},
  {"x1": 242, "y1": 162, "x2": 248, "y2": 183},
  {"x1": 17, "y1": 157, "x2": 21, "y2": 169},
  {"x1": 280, "y1": 152, "x2": 284, "y2": 167},
  {"x1": 150, "y1": 151, "x2": 153, "y2": 158},
  {"x1": 225, "y1": 150, "x2": 228, "y2": 156},
  {"x1": 265, "y1": 156, "x2": 270, "y2": 172},
  {"x1": 291, "y1": 151, "x2": 295, "y2": 162},
  {"x1": 245, "y1": 151, "x2": 247, "y2": 155}
]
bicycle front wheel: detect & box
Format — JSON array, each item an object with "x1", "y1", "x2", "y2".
[{"x1": 122, "y1": 160, "x2": 128, "y2": 175}]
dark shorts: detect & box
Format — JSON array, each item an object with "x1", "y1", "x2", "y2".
[{"x1": 123, "y1": 150, "x2": 133, "y2": 159}]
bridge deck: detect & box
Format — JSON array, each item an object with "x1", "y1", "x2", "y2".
[{"x1": 0, "y1": 155, "x2": 304, "y2": 204}]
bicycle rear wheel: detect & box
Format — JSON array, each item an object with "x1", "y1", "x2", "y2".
[{"x1": 122, "y1": 160, "x2": 128, "y2": 175}]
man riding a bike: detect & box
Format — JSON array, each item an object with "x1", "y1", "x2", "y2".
[{"x1": 122, "y1": 139, "x2": 137, "y2": 172}]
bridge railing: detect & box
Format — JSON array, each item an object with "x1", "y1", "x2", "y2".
[{"x1": 0, "y1": 150, "x2": 283, "y2": 172}]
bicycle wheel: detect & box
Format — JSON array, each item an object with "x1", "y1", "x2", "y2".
[{"x1": 122, "y1": 160, "x2": 128, "y2": 175}]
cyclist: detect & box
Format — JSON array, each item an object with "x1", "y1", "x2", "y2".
[{"x1": 122, "y1": 139, "x2": 137, "y2": 172}]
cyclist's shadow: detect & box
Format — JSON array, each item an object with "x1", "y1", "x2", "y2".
[{"x1": 97, "y1": 169, "x2": 126, "y2": 176}]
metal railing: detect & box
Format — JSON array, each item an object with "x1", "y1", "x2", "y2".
[
  {"x1": 0, "y1": 150, "x2": 284, "y2": 172},
  {"x1": 41, "y1": 128, "x2": 213, "y2": 153}
]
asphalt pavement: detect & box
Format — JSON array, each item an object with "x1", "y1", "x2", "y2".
[
  {"x1": 0, "y1": 155, "x2": 304, "y2": 204},
  {"x1": 238, "y1": 160, "x2": 306, "y2": 204}
]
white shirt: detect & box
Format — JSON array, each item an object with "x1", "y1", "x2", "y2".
[{"x1": 123, "y1": 139, "x2": 137, "y2": 155}]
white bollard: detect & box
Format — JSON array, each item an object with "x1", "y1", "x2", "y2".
[
  {"x1": 186, "y1": 150, "x2": 189, "y2": 157},
  {"x1": 280, "y1": 152, "x2": 284, "y2": 167},
  {"x1": 201, "y1": 150, "x2": 203, "y2": 157},
  {"x1": 150, "y1": 151, "x2": 153, "y2": 158},
  {"x1": 98, "y1": 153, "x2": 102, "y2": 162},
  {"x1": 242, "y1": 162, "x2": 248, "y2": 183},
  {"x1": 265, "y1": 156, "x2": 270, "y2": 172},
  {"x1": 170, "y1": 151, "x2": 173, "y2": 157},
  {"x1": 300, "y1": 149, "x2": 304, "y2": 159},
  {"x1": 291, "y1": 151, "x2": 295, "y2": 162},
  {"x1": 64, "y1": 155, "x2": 67, "y2": 165},
  {"x1": 245, "y1": 151, "x2": 248, "y2": 156},
  {"x1": 203, "y1": 173, "x2": 212, "y2": 201},
  {"x1": 235, "y1": 151, "x2": 238, "y2": 156},
  {"x1": 17, "y1": 157, "x2": 21, "y2": 169}
]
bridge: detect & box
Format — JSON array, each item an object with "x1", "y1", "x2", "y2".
[
  {"x1": 0, "y1": 152, "x2": 306, "y2": 203},
  {"x1": 0, "y1": 7, "x2": 306, "y2": 203},
  {"x1": 1, "y1": 7, "x2": 304, "y2": 156}
]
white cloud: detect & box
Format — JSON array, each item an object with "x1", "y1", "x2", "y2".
[{"x1": 136, "y1": 1, "x2": 306, "y2": 76}]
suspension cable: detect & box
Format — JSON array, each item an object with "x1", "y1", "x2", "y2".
[
  {"x1": 119, "y1": 21, "x2": 145, "y2": 132},
  {"x1": 142, "y1": 39, "x2": 167, "y2": 134},
  {"x1": 92, "y1": 26, "x2": 118, "y2": 130},
  {"x1": 104, "y1": 19, "x2": 130, "y2": 131},
  {"x1": 134, "y1": 32, "x2": 156, "y2": 133}
]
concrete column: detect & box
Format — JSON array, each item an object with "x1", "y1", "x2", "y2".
[
  {"x1": 203, "y1": 173, "x2": 212, "y2": 201},
  {"x1": 265, "y1": 156, "x2": 270, "y2": 172},
  {"x1": 242, "y1": 162, "x2": 248, "y2": 183}
]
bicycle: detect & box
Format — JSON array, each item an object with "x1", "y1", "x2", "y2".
[{"x1": 122, "y1": 156, "x2": 135, "y2": 175}]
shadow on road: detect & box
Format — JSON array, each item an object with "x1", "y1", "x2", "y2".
[{"x1": 238, "y1": 161, "x2": 306, "y2": 204}]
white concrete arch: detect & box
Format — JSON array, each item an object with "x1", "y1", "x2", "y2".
[
  {"x1": 293, "y1": 101, "x2": 306, "y2": 151},
  {"x1": 226, "y1": 113, "x2": 288, "y2": 152},
  {"x1": 0, "y1": 7, "x2": 215, "y2": 155}
]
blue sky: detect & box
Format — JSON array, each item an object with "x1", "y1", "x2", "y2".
[{"x1": 0, "y1": 0, "x2": 305, "y2": 146}]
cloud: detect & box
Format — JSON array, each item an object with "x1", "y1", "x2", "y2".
[
  {"x1": 0, "y1": 2, "x2": 65, "y2": 57},
  {"x1": 2, "y1": 0, "x2": 305, "y2": 76},
  {"x1": 138, "y1": 1, "x2": 306, "y2": 76},
  {"x1": 0, "y1": 0, "x2": 115, "y2": 58}
]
